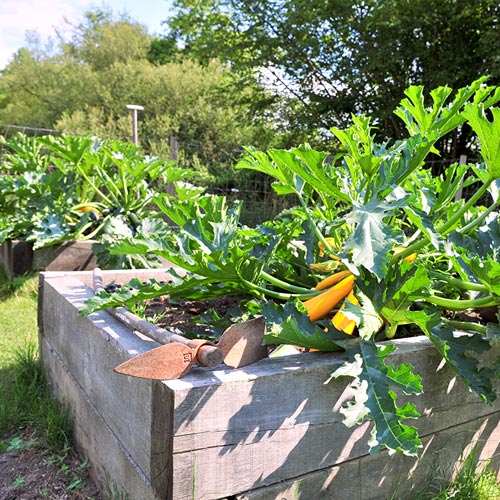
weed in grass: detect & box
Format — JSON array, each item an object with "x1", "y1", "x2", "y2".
[
  {"x1": 410, "y1": 448, "x2": 500, "y2": 500},
  {"x1": 431, "y1": 462, "x2": 500, "y2": 500},
  {"x1": 12, "y1": 475, "x2": 27, "y2": 488},
  {"x1": 6, "y1": 435, "x2": 38, "y2": 451},
  {"x1": 0, "y1": 271, "x2": 38, "y2": 301},
  {"x1": 107, "y1": 482, "x2": 130, "y2": 500}
]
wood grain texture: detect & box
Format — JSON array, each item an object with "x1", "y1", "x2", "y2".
[
  {"x1": 39, "y1": 273, "x2": 172, "y2": 498},
  {"x1": 33, "y1": 240, "x2": 98, "y2": 271},
  {"x1": 39, "y1": 270, "x2": 500, "y2": 500},
  {"x1": 236, "y1": 413, "x2": 500, "y2": 499}
]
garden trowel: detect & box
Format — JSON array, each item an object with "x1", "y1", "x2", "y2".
[{"x1": 93, "y1": 269, "x2": 267, "y2": 380}]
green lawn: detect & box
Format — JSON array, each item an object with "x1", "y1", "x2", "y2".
[
  {"x1": 0, "y1": 273, "x2": 38, "y2": 365},
  {"x1": 0, "y1": 272, "x2": 70, "y2": 447}
]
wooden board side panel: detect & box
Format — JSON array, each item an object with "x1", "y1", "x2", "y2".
[
  {"x1": 236, "y1": 411, "x2": 500, "y2": 500},
  {"x1": 40, "y1": 335, "x2": 163, "y2": 500},
  {"x1": 39, "y1": 274, "x2": 173, "y2": 497},
  {"x1": 168, "y1": 342, "x2": 500, "y2": 499}
]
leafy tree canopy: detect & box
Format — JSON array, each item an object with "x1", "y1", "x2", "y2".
[
  {"x1": 0, "y1": 7, "x2": 281, "y2": 179},
  {"x1": 164, "y1": 0, "x2": 500, "y2": 156}
]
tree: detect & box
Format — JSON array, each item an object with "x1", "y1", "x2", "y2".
[
  {"x1": 60, "y1": 8, "x2": 152, "y2": 71},
  {"x1": 165, "y1": 0, "x2": 500, "y2": 156},
  {"x1": 0, "y1": 8, "x2": 279, "y2": 183}
]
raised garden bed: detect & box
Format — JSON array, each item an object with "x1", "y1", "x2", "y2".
[
  {"x1": 1, "y1": 239, "x2": 97, "y2": 277},
  {"x1": 38, "y1": 268, "x2": 500, "y2": 500}
]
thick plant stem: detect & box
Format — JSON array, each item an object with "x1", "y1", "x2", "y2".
[
  {"x1": 422, "y1": 294, "x2": 497, "y2": 310},
  {"x1": 443, "y1": 318, "x2": 487, "y2": 335},
  {"x1": 260, "y1": 270, "x2": 313, "y2": 294},
  {"x1": 391, "y1": 178, "x2": 493, "y2": 264},
  {"x1": 457, "y1": 200, "x2": 499, "y2": 235},
  {"x1": 297, "y1": 192, "x2": 335, "y2": 256},
  {"x1": 241, "y1": 279, "x2": 319, "y2": 301},
  {"x1": 438, "y1": 179, "x2": 493, "y2": 236},
  {"x1": 430, "y1": 272, "x2": 489, "y2": 293}
]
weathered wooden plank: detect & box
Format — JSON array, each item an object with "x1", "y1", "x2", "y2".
[
  {"x1": 0, "y1": 239, "x2": 33, "y2": 277},
  {"x1": 160, "y1": 339, "x2": 499, "y2": 499},
  {"x1": 40, "y1": 335, "x2": 164, "y2": 500},
  {"x1": 43, "y1": 267, "x2": 182, "y2": 288},
  {"x1": 33, "y1": 240, "x2": 97, "y2": 272},
  {"x1": 39, "y1": 274, "x2": 173, "y2": 498},
  {"x1": 236, "y1": 411, "x2": 500, "y2": 499}
]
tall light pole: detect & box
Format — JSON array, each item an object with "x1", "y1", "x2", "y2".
[{"x1": 126, "y1": 104, "x2": 144, "y2": 145}]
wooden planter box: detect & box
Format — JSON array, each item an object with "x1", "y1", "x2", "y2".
[
  {"x1": 1, "y1": 240, "x2": 97, "y2": 277},
  {"x1": 38, "y1": 269, "x2": 500, "y2": 500}
]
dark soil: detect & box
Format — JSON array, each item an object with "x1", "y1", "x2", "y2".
[
  {"x1": 0, "y1": 432, "x2": 101, "y2": 500},
  {"x1": 145, "y1": 294, "x2": 241, "y2": 336},
  {"x1": 144, "y1": 296, "x2": 499, "y2": 339}
]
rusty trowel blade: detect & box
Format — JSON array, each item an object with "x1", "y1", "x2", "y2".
[
  {"x1": 217, "y1": 316, "x2": 268, "y2": 368},
  {"x1": 114, "y1": 343, "x2": 195, "y2": 380}
]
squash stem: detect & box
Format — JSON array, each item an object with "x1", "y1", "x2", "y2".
[
  {"x1": 442, "y1": 318, "x2": 487, "y2": 335},
  {"x1": 429, "y1": 272, "x2": 489, "y2": 293},
  {"x1": 422, "y1": 294, "x2": 497, "y2": 310},
  {"x1": 260, "y1": 271, "x2": 314, "y2": 294}
]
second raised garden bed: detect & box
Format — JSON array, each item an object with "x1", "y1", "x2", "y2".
[{"x1": 0, "y1": 240, "x2": 97, "y2": 277}]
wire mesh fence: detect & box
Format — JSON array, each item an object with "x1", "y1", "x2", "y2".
[{"x1": 0, "y1": 123, "x2": 486, "y2": 226}]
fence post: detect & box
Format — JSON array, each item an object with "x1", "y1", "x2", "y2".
[
  {"x1": 169, "y1": 136, "x2": 178, "y2": 161},
  {"x1": 126, "y1": 104, "x2": 144, "y2": 146}
]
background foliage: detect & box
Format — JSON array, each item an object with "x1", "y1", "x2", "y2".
[
  {"x1": 1, "y1": 1, "x2": 500, "y2": 167},
  {"x1": 165, "y1": 0, "x2": 500, "y2": 157}
]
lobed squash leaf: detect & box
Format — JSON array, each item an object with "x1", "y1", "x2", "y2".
[
  {"x1": 262, "y1": 300, "x2": 349, "y2": 352},
  {"x1": 331, "y1": 339, "x2": 423, "y2": 456},
  {"x1": 426, "y1": 324, "x2": 498, "y2": 404}
]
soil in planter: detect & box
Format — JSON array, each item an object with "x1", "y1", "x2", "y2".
[
  {"x1": 142, "y1": 297, "x2": 499, "y2": 341},
  {"x1": 144, "y1": 295, "x2": 242, "y2": 339}
]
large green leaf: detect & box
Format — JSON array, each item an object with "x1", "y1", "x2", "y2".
[
  {"x1": 462, "y1": 104, "x2": 500, "y2": 179},
  {"x1": 380, "y1": 265, "x2": 434, "y2": 337},
  {"x1": 426, "y1": 324, "x2": 498, "y2": 404},
  {"x1": 331, "y1": 339, "x2": 423, "y2": 456},
  {"x1": 261, "y1": 300, "x2": 348, "y2": 352},
  {"x1": 394, "y1": 77, "x2": 497, "y2": 140},
  {"x1": 236, "y1": 148, "x2": 297, "y2": 195},
  {"x1": 343, "y1": 198, "x2": 404, "y2": 279},
  {"x1": 80, "y1": 270, "x2": 247, "y2": 316},
  {"x1": 341, "y1": 290, "x2": 384, "y2": 341},
  {"x1": 462, "y1": 255, "x2": 500, "y2": 296},
  {"x1": 403, "y1": 205, "x2": 442, "y2": 250},
  {"x1": 80, "y1": 276, "x2": 175, "y2": 315},
  {"x1": 331, "y1": 115, "x2": 382, "y2": 177},
  {"x1": 27, "y1": 213, "x2": 72, "y2": 250}
]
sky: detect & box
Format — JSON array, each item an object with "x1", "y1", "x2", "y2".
[{"x1": 0, "y1": 0, "x2": 174, "y2": 70}]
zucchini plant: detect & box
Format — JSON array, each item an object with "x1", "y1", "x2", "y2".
[
  {"x1": 0, "y1": 133, "x2": 192, "y2": 267},
  {"x1": 82, "y1": 78, "x2": 500, "y2": 456}
]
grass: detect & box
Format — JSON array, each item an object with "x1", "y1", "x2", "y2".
[
  {"x1": 0, "y1": 271, "x2": 71, "y2": 448},
  {"x1": 413, "y1": 451, "x2": 500, "y2": 500},
  {"x1": 0, "y1": 269, "x2": 499, "y2": 499}
]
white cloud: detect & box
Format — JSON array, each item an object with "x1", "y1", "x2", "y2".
[
  {"x1": 0, "y1": 0, "x2": 92, "y2": 68},
  {"x1": 0, "y1": 0, "x2": 170, "y2": 70}
]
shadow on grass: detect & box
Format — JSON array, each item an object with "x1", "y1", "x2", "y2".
[
  {"x1": 0, "y1": 342, "x2": 71, "y2": 450},
  {"x1": 0, "y1": 271, "x2": 38, "y2": 302}
]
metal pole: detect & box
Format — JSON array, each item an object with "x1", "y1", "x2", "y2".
[{"x1": 126, "y1": 104, "x2": 144, "y2": 145}]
